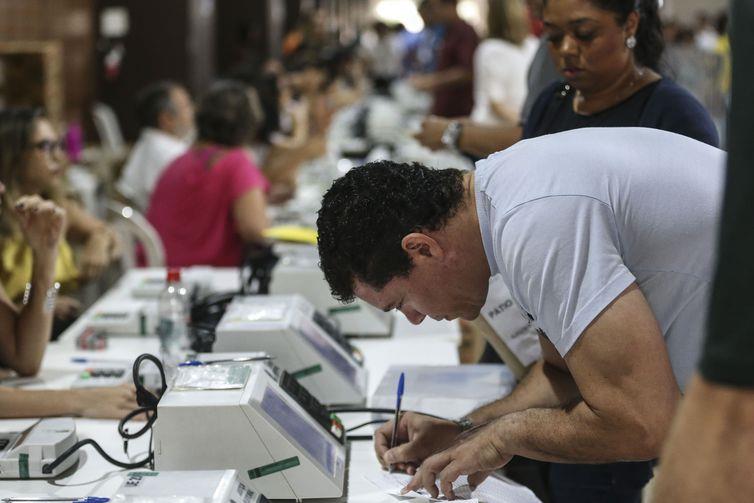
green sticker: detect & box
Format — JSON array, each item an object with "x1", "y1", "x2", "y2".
[
  {"x1": 247, "y1": 456, "x2": 300, "y2": 479},
  {"x1": 19, "y1": 452, "x2": 29, "y2": 479},
  {"x1": 291, "y1": 364, "x2": 322, "y2": 379},
  {"x1": 328, "y1": 305, "x2": 361, "y2": 314}
]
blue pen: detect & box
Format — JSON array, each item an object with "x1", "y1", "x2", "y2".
[
  {"x1": 178, "y1": 356, "x2": 275, "y2": 367},
  {"x1": 71, "y1": 357, "x2": 130, "y2": 365},
  {"x1": 388, "y1": 372, "x2": 405, "y2": 473},
  {"x1": 178, "y1": 360, "x2": 204, "y2": 367}
]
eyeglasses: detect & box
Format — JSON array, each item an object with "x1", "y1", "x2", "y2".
[{"x1": 32, "y1": 139, "x2": 64, "y2": 155}]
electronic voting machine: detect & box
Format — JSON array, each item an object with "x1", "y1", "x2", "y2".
[
  {"x1": 152, "y1": 360, "x2": 346, "y2": 500},
  {"x1": 213, "y1": 294, "x2": 367, "y2": 405}
]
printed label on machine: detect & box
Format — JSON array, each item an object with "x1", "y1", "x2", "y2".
[{"x1": 247, "y1": 456, "x2": 300, "y2": 479}]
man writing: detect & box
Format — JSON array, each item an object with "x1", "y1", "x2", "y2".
[{"x1": 316, "y1": 127, "x2": 725, "y2": 499}]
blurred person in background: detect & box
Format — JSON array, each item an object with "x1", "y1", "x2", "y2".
[
  {"x1": 0, "y1": 109, "x2": 121, "y2": 337},
  {"x1": 147, "y1": 80, "x2": 269, "y2": 267},
  {"x1": 410, "y1": 0, "x2": 479, "y2": 117},
  {"x1": 652, "y1": 1, "x2": 754, "y2": 500},
  {"x1": 713, "y1": 11, "x2": 730, "y2": 100},
  {"x1": 362, "y1": 22, "x2": 405, "y2": 94},
  {"x1": 694, "y1": 11, "x2": 718, "y2": 53},
  {"x1": 403, "y1": 0, "x2": 446, "y2": 75},
  {"x1": 471, "y1": 0, "x2": 538, "y2": 126},
  {"x1": 285, "y1": 45, "x2": 369, "y2": 136},
  {"x1": 0, "y1": 185, "x2": 137, "y2": 419},
  {"x1": 320, "y1": 44, "x2": 370, "y2": 110},
  {"x1": 116, "y1": 81, "x2": 194, "y2": 212},
  {"x1": 242, "y1": 71, "x2": 326, "y2": 205},
  {"x1": 416, "y1": 0, "x2": 718, "y2": 158},
  {"x1": 517, "y1": 0, "x2": 561, "y2": 125}
]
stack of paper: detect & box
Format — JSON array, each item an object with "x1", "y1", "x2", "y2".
[{"x1": 364, "y1": 470, "x2": 541, "y2": 503}]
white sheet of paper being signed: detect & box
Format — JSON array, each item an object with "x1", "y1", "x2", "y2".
[{"x1": 363, "y1": 471, "x2": 541, "y2": 503}]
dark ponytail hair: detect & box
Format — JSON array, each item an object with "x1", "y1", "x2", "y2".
[
  {"x1": 590, "y1": 0, "x2": 665, "y2": 70},
  {"x1": 543, "y1": 0, "x2": 665, "y2": 71}
]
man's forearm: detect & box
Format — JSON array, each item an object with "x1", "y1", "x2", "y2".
[
  {"x1": 489, "y1": 398, "x2": 661, "y2": 464},
  {"x1": 13, "y1": 251, "x2": 56, "y2": 376},
  {"x1": 458, "y1": 122, "x2": 521, "y2": 159},
  {"x1": 467, "y1": 359, "x2": 580, "y2": 425}
]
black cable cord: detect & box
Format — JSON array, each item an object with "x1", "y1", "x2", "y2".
[
  {"x1": 43, "y1": 353, "x2": 166, "y2": 475},
  {"x1": 118, "y1": 407, "x2": 156, "y2": 439},
  {"x1": 346, "y1": 418, "x2": 388, "y2": 432},
  {"x1": 43, "y1": 438, "x2": 153, "y2": 474}
]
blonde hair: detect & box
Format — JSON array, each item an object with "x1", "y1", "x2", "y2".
[{"x1": 487, "y1": 0, "x2": 530, "y2": 46}]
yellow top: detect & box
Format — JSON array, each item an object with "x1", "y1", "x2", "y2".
[{"x1": 0, "y1": 236, "x2": 79, "y2": 300}]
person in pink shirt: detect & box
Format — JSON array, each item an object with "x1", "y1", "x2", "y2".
[{"x1": 147, "y1": 81, "x2": 270, "y2": 267}]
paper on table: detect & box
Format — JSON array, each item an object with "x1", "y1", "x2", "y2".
[{"x1": 364, "y1": 471, "x2": 541, "y2": 503}]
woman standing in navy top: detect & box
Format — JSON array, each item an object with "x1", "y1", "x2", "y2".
[
  {"x1": 523, "y1": 0, "x2": 719, "y2": 146},
  {"x1": 414, "y1": 0, "x2": 719, "y2": 155}
]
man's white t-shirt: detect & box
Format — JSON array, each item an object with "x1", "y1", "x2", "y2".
[
  {"x1": 117, "y1": 128, "x2": 188, "y2": 211},
  {"x1": 474, "y1": 127, "x2": 726, "y2": 390}
]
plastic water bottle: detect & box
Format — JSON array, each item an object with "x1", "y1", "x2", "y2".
[{"x1": 157, "y1": 268, "x2": 189, "y2": 378}]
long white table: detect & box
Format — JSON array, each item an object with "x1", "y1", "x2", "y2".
[{"x1": 0, "y1": 268, "x2": 466, "y2": 500}]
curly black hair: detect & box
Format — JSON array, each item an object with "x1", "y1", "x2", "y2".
[{"x1": 316, "y1": 161, "x2": 466, "y2": 302}]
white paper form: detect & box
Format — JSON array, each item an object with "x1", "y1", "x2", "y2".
[{"x1": 364, "y1": 471, "x2": 541, "y2": 503}]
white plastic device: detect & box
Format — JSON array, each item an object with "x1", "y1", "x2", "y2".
[
  {"x1": 152, "y1": 362, "x2": 346, "y2": 500},
  {"x1": 112, "y1": 469, "x2": 267, "y2": 503},
  {"x1": 86, "y1": 299, "x2": 157, "y2": 336},
  {"x1": 213, "y1": 294, "x2": 367, "y2": 405},
  {"x1": 0, "y1": 418, "x2": 78, "y2": 478},
  {"x1": 270, "y1": 244, "x2": 393, "y2": 337},
  {"x1": 70, "y1": 366, "x2": 130, "y2": 388}
]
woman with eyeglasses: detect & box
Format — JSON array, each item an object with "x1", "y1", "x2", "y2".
[{"x1": 0, "y1": 108, "x2": 121, "y2": 334}]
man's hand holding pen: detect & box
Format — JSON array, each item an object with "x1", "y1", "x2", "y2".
[{"x1": 374, "y1": 411, "x2": 462, "y2": 475}]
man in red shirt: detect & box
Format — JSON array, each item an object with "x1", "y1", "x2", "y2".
[{"x1": 410, "y1": 0, "x2": 479, "y2": 117}]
